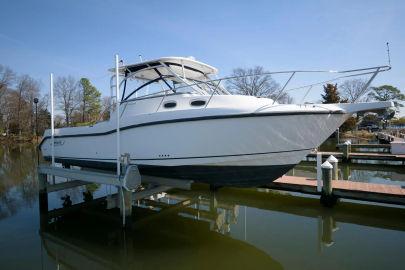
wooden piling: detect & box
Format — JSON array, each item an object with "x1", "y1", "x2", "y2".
[
  {"x1": 342, "y1": 141, "x2": 351, "y2": 162},
  {"x1": 316, "y1": 152, "x2": 322, "y2": 192},
  {"x1": 320, "y1": 161, "x2": 338, "y2": 207},
  {"x1": 327, "y1": 155, "x2": 338, "y2": 180}
]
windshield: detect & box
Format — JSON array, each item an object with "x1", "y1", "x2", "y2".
[{"x1": 121, "y1": 75, "x2": 228, "y2": 101}]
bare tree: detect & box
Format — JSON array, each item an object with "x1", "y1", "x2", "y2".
[
  {"x1": 227, "y1": 66, "x2": 293, "y2": 103},
  {"x1": 0, "y1": 65, "x2": 50, "y2": 138},
  {"x1": 21, "y1": 75, "x2": 40, "y2": 135},
  {"x1": 36, "y1": 94, "x2": 51, "y2": 135},
  {"x1": 0, "y1": 65, "x2": 16, "y2": 134},
  {"x1": 340, "y1": 79, "x2": 369, "y2": 103},
  {"x1": 1, "y1": 90, "x2": 16, "y2": 135},
  {"x1": 99, "y1": 96, "x2": 112, "y2": 121},
  {"x1": 54, "y1": 76, "x2": 80, "y2": 126},
  {"x1": 0, "y1": 65, "x2": 15, "y2": 100},
  {"x1": 15, "y1": 75, "x2": 40, "y2": 135}
]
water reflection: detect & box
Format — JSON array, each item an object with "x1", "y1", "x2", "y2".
[
  {"x1": 0, "y1": 144, "x2": 38, "y2": 220},
  {"x1": 37, "y1": 184, "x2": 405, "y2": 270},
  {"x1": 40, "y1": 190, "x2": 283, "y2": 270},
  {"x1": 1, "y1": 145, "x2": 405, "y2": 270}
]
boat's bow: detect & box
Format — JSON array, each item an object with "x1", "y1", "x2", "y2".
[{"x1": 325, "y1": 101, "x2": 395, "y2": 114}]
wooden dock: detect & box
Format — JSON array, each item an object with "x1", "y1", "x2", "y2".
[
  {"x1": 306, "y1": 151, "x2": 405, "y2": 163},
  {"x1": 377, "y1": 131, "x2": 405, "y2": 143},
  {"x1": 266, "y1": 175, "x2": 405, "y2": 205},
  {"x1": 336, "y1": 143, "x2": 391, "y2": 152},
  {"x1": 345, "y1": 143, "x2": 390, "y2": 148},
  {"x1": 337, "y1": 143, "x2": 390, "y2": 153}
]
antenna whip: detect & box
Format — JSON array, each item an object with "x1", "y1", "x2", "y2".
[{"x1": 386, "y1": 42, "x2": 391, "y2": 67}]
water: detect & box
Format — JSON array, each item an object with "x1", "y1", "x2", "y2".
[{"x1": 1, "y1": 144, "x2": 405, "y2": 270}]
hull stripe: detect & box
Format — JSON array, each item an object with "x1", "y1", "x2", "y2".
[{"x1": 43, "y1": 147, "x2": 312, "y2": 162}]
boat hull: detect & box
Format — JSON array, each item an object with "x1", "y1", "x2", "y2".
[{"x1": 41, "y1": 112, "x2": 348, "y2": 187}]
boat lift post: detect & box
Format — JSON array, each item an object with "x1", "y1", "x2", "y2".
[
  {"x1": 50, "y1": 73, "x2": 55, "y2": 166},
  {"x1": 115, "y1": 54, "x2": 121, "y2": 176},
  {"x1": 115, "y1": 54, "x2": 129, "y2": 227}
]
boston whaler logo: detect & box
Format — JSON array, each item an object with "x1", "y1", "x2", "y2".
[{"x1": 51, "y1": 140, "x2": 65, "y2": 146}]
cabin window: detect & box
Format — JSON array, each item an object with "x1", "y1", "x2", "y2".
[
  {"x1": 190, "y1": 100, "x2": 206, "y2": 107},
  {"x1": 163, "y1": 101, "x2": 177, "y2": 109}
]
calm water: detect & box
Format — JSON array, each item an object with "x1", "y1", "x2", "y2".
[{"x1": 1, "y1": 144, "x2": 405, "y2": 270}]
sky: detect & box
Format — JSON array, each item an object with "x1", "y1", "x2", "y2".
[{"x1": 1, "y1": 0, "x2": 404, "y2": 114}]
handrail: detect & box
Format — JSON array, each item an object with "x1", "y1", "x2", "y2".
[
  {"x1": 116, "y1": 65, "x2": 390, "y2": 108},
  {"x1": 284, "y1": 66, "x2": 390, "y2": 92},
  {"x1": 171, "y1": 65, "x2": 390, "y2": 93},
  {"x1": 155, "y1": 89, "x2": 168, "y2": 112},
  {"x1": 204, "y1": 79, "x2": 223, "y2": 108}
]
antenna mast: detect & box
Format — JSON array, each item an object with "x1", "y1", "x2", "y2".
[{"x1": 386, "y1": 42, "x2": 391, "y2": 67}]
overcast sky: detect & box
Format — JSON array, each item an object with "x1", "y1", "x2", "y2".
[{"x1": 1, "y1": 0, "x2": 404, "y2": 114}]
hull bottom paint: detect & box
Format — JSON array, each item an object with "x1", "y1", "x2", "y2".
[{"x1": 44, "y1": 157, "x2": 294, "y2": 187}]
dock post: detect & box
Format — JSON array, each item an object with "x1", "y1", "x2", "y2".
[
  {"x1": 38, "y1": 171, "x2": 48, "y2": 227},
  {"x1": 342, "y1": 141, "x2": 351, "y2": 162},
  {"x1": 327, "y1": 155, "x2": 339, "y2": 180},
  {"x1": 320, "y1": 161, "x2": 337, "y2": 207},
  {"x1": 316, "y1": 152, "x2": 322, "y2": 192}
]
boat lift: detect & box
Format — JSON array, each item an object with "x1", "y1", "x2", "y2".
[
  {"x1": 39, "y1": 55, "x2": 193, "y2": 227},
  {"x1": 38, "y1": 155, "x2": 193, "y2": 227}
]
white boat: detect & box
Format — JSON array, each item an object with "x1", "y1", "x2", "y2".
[{"x1": 40, "y1": 57, "x2": 393, "y2": 187}]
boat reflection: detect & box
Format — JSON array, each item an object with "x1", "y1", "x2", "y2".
[
  {"x1": 40, "y1": 190, "x2": 283, "y2": 270},
  {"x1": 39, "y1": 183, "x2": 405, "y2": 270}
]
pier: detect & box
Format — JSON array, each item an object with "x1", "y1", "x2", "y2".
[
  {"x1": 377, "y1": 131, "x2": 405, "y2": 143},
  {"x1": 266, "y1": 175, "x2": 405, "y2": 206},
  {"x1": 306, "y1": 151, "x2": 405, "y2": 164},
  {"x1": 337, "y1": 143, "x2": 390, "y2": 152}
]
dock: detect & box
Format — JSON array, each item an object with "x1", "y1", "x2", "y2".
[
  {"x1": 266, "y1": 175, "x2": 405, "y2": 205},
  {"x1": 337, "y1": 143, "x2": 390, "y2": 152},
  {"x1": 306, "y1": 151, "x2": 405, "y2": 164},
  {"x1": 377, "y1": 131, "x2": 405, "y2": 143}
]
